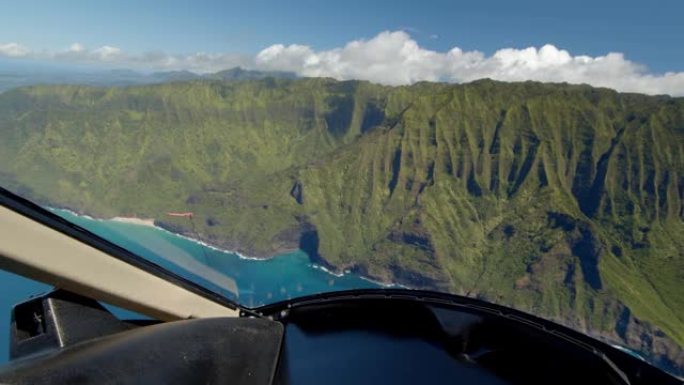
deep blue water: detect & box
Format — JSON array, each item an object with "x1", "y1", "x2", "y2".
[{"x1": 0, "y1": 209, "x2": 380, "y2": 363}]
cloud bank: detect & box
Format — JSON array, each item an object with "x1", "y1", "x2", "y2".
[
  {"x1": 255, "y1": 31, "x2": 684, "y2": 96},
  {"x1": 0, "y1": 42, "x2": 251, "y2": 73},
  {"x1": 0, "y1": 43, "x2": 30, "y2": 57},
  {"x1": 2, "y1": 31, "x2": 683, "y2": 96}
]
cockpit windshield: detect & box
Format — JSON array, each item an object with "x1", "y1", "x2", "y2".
[{"x1": 0, "y1": 0, "x2": 682, "y2": 378}]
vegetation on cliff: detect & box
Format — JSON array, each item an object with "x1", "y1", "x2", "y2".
[{"x1": 0, "y1": 78, "x2": 682, "y2": 373}]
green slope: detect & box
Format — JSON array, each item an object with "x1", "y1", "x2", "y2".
[{"x1": 0, "y1": 78, "x2": 682, "y2": 374}]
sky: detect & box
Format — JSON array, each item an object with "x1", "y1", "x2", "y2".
[{"x1": 0, "y1": 0, "x2": 683, "y2": 95}]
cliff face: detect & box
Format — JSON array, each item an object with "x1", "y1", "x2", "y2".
[{"x1": 0, "y1": 78, "x2": 682, "y2": 375}]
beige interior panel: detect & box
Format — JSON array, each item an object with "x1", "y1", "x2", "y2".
[{"x1": 0, "y1": 205, "x2": 238, "y2": 320}]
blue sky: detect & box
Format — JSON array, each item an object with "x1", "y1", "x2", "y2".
[
  {"x1": 1, "y1": 0, "x2": 681, "y2": 71},
  {"x1": 1, "y1": 0, "x2": 682, "y2": 94}
]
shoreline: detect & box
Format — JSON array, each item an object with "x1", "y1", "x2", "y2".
[
  {"x1": 48, "y1": 207, "x2": 257, "y2": 260},
  {"x1": 111, "y1": 216, "x2": 156, "y2": 227},
  {"x1": 49, "y1": 206, "x2": 401, "y2": 287}
]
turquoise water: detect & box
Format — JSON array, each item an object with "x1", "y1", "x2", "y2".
[
  {"x1": 50, "y1": 209, "x2": 380, "y2": 307},
  {"x1": 0, "y1": 209, "x2": 380, "y2": 362}
]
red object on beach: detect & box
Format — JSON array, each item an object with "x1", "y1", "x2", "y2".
[{"x1": 166, "y1": 212, "x2": 194, "y2": 218}]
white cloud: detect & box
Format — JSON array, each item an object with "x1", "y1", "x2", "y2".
[
  {"x1": 1, "y1": 42, "x2": 251, "y2": 72},
  {"x1": 68, "y1": 43, "x2": 84, "y2": 53},
  {"x1": 0, "y1": 42, "x2": 29, "y2": 57},
  {"x1": 51, "y1": 43, "x2": 123, "y2": 63},
  {"x1": 254, "y1": 31, "x2": 684, "y2": 95},
  {"x1": 92, "y1": 45, "x2": 122, "y2": 61},
  {"x1": 1, "y1": 31, "x2": 683, "y2": 96},
  {"x1": 256, "y1": 32, "x2": 449, "y2": 85}
]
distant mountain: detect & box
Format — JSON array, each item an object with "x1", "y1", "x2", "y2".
[
  {"x1": 149, "y1": 70, "x2": 201, "y2": 82},
  {"x1": 0, "y1": 78, "x2": 682, "y2": 375},
  {"x1": 207, "y1": 67, "x2": 297, "y2": 81},
  {"x1": 0, "y1": 66, "x2": 297, "y2": 92}
]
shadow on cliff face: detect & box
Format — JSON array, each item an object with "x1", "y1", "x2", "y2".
[
  {"x1": 614, "y1": 305, "x2": 684, "y2": 378},
  {"x1": 324, "y1": 95, "x2": 354, "y2": 137},
  {"x1": 298, "y1": 225, "x2": 336, "y2": 271},
  {"x1": 547, "y1": 212, "x2": 602, "y2": 290},
  {"x1": 571, "y1": 226, "x2": 603, "y2": 290}
]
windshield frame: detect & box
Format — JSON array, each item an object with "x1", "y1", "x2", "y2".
[{"x1": 0, "y1": 186, "x2": 246, "y2": 315}]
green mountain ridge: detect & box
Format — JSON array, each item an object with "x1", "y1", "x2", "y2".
[
  {"x1": 0, "y1": 66, "x2": 297, "y2": 93},
  {"x1": 0, "y1": 78, "x2": 683, "y2": 375}
]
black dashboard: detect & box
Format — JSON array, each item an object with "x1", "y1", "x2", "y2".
[{"x1": 0, "y1": 289, "x2": 679, "y2": 385}]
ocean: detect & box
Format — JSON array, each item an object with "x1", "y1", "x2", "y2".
[{"x1": 0, "y1": 209, "x2": 381, "y2": 362}]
